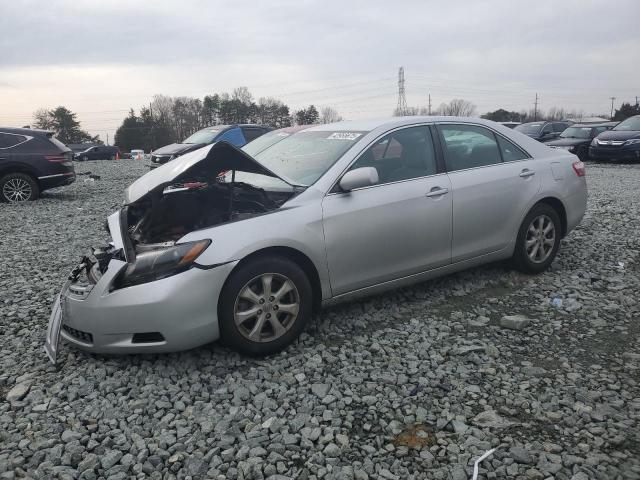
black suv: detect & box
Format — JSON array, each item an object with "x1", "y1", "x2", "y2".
[
  {"x1": 75, "y1": 145, "x2": 120, "y2": 161},
  {"x1": 514, "y1": 121, "x2": 572, "y2": 142},
  {"x1": 589, "y1": 115, "x2": 640, "y2": 162},
  {"x1": 0, "y1": 127, "x2": 75, "y2": 202},
  {"x1": 546, "y1": 123, "x2": 616, "y2": 161}
]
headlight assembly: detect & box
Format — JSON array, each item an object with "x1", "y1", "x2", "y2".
[
  {"x1": 624, "y1": 139, "x2": 640, "y2": 146},
  {"x1": 114, "y1": 239, "x2": 210, "y2": 288}
]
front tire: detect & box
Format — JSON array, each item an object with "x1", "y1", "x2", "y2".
[
  {"x1": 219, "y1": 256, "x2": 312, "y2": 356},
  {"x1": 513, "y1": 203, "x2": 561, "y2": 274},
  {"x1": 0, "y1": 173, "x2": 39, "y2": 202},
  {"x1": 82, "y1": 155, "x2": 88, "y2": 162}
]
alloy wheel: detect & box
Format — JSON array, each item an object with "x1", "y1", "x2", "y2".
[
  {"x1": 525, "y1": 214, "x2": 555, "y2": 263},
  {"x1": 3, "y1": 178, "x2": 32, "y2": 202},
  {"x1": 234, "y1": 273, "x2": 300, "y2": 343}
]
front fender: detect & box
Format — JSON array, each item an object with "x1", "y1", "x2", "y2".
[{"x1": 177, "y1": 201, "x2": 331, "y2": 299}]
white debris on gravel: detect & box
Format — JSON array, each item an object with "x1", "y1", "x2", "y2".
[{"x1": 1, "y1": 160, "x2": 639, "y2": 479}]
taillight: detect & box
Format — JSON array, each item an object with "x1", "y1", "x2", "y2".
[
  {"x1": 572, "y1": 161, "x2": 586, "y2": 177},
  {"x1": 45, "y1": 155, "x2": 67, "y2": 163}
]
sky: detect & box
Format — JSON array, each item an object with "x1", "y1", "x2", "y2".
[{"x1": 1, "y1": 0, "x2": 639, "y2": 143}]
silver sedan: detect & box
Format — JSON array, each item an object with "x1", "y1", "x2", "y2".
[{"x1": 45, "y1": 117, "x2": 587, "y2": 363}]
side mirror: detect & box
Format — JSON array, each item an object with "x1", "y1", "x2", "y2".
[{"x1": 339, "y1": 167, "x2": 379, "y2": 192}]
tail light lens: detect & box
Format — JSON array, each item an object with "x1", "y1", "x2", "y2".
[
  {"x1": 572, "y1": 161, "x2": 586, "y2": 177},
  {"x1": 45, "y1": 155, "x2": 67, "y2": 163}
]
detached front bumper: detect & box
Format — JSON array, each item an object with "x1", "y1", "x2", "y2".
[{"x1": 59, "y1": 259, "x2": 237, "y2": 354}]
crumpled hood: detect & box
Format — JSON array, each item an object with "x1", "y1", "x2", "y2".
[
  {"x1": 152, "y1": 142, "x2": 205, "y2": 156},
  {"x1": 125, "y1": 141, "x2": 281, "y2": 204}
]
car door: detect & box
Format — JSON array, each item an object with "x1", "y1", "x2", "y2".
[
  {"x1": 437, "y1": 123, "x2": 541, "y2": 263},
  {"x1": 322, "y1": 125, "x2": 452, "y2": 295}
]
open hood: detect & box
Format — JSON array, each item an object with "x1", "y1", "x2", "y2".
[{"x1": 125, "y1": 141, "x2": 282, "y2": 204}]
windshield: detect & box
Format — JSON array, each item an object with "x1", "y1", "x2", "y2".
[
  {"x1": 560, "y1": 127, "x2": 592, "y2": 139},
  {"x1": 613, "y1": 116, "x2": 640, "y2": 131},
  {"x1": 247, "y1": 130, "x2": 367, "y2": 186},
  {"x1": 515, "y1": 123, "x2": 543, "y2": 134},
  {"x1": 182, "y1": 128, "x2": 222, "y2": 144},
  {"x1": 242, "y1": 130, "x2": 291, "y2": 156}
]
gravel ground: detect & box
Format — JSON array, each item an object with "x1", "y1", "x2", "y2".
[{"x1": 1, "y1": 159, "x2": 639, "y2": 480}]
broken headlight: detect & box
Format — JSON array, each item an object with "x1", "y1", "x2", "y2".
[{"x1": 114, "y1": 239, "x2": 210, "y2": 288}]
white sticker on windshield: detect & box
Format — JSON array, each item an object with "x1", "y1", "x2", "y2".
[{"x1": 327, "y1": 132, "x2": 362, "y2": 141}]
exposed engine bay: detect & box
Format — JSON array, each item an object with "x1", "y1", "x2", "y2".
[{"x1": 127, "y1": 178, "x2": 294, "y2": 245}]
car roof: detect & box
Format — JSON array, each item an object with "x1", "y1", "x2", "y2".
[
  {"x1": 305, "y1": 116, "x2": 524, "y2": 132},
  {"x1": 0, "y1": 127, "x2": 52, "y2": 136}
]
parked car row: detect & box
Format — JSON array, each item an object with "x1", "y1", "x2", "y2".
[{"x1": 514, "y1": 115, "x2": 640, "y2": 162}]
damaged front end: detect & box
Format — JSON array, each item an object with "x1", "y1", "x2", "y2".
[
  {"x1": 46, "y1": 142, "x2": 297, "y2": 364},
  {"x1": 87, "y1": 141, "x2": 297, "y2": 288}
]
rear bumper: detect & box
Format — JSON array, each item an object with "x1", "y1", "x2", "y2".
[
  {"x1": 38, "y1": 172, "x2": 76, "y2": 190},
  {"x1": 60, "y1": 259, "x2": 238, "y2": 354},
  {"x1": 589, "y1": 146, "x2": 640, "y2": 162}
]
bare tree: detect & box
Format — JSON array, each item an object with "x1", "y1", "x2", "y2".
[
  {"x1": 232, "y1": 86, "x2": 253, "y2": 105},
  {"x1": 319, "y1": 106, "x2": 343, "y2": 124},
  {"x1": 546, "y1": 107, "x2": 567, "y2": 121},
  {"x1": 436, "y1": 99, "x2": 477, "y2": 117}
]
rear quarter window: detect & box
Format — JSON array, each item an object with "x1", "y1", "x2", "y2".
[{"x1": 0, "y1": 133, "x2": 28, "y2": 149}]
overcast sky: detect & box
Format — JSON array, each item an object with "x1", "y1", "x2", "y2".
[{"x1": 1, "y1": 0, "x2": 639, "y2": 142}]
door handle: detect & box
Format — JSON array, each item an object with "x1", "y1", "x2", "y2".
[
  {"x1": 425, "y1": 187, "x2": 449, "y2": 198},
  {"x1": 519, "y1": 169, "x2": 535, "y2": 178}
]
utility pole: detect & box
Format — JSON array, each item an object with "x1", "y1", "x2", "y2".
[
  {"x1": 396, "y1": 67, "x2": 407, "y2": 116},
  {"x1": 428, "y1": 94, "x2": 432, "y2": 115},
  {"x1": 610, "y1": 97, "x2": 616, "y2": 119},
  {"x1": 106, "y1": 133, "x2": 109, "y2": 146},
  {"x1": 533, "y1": 93, "x2": 538, "y2": 121}
]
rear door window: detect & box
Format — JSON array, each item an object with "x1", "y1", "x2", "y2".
[{"x1": 439, "y1": 124, "x2": 502, "y2": 172}]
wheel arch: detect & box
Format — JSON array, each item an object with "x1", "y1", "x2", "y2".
[
  {"x1": 221, "y1": 246, "x2": 324, "y2": 314},
  {"x1": 535, "y1": 196, "x2": 567, "y2": 237},
  {"x1": 0, "y1": 163, "x2": 40, "y2": 182}
]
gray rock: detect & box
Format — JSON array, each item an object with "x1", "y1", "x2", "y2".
[
  {"x1": 5, "y1": 383, "x2": 30, "y2": 401},
  {"x1": 500, "y1": 314, "x2": 532, "y2": 330}
]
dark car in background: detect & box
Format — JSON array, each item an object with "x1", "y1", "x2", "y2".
[
  {"x1": 0, "y1": 127, "x2": 75, "y2": 202},
  {"x1": 546, "y1": 122, "x2": 617, "y2": 161},
  {"x1": 151, "y1": 124, "x2": 271, "y2": 165},
  {"x1": 515, "y1": 121, "x2": 572, "y2": 142},
  {"x1": 75, "y1": 145, "x2": 120, "y2": 161},
  {"x1": 589, "y1": 115, "x2": 640, "y2": 162}
]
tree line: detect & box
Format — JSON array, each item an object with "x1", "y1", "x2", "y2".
[
  {"x1": 31, "y1": 95, "x2": 639, "y2": 151},
  {"x1": 113, "y1": 87, "x2": 342, "y2": 152}
]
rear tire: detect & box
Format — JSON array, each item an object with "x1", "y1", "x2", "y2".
[
  {"x1": 0, "y1": 173, "x2": 39, "y2": 202},
  {"x1": 513, "y1": 203, "x2": 561, "y2": 274},
  {"x1": 219, "y1": 256, "x2": 312, "y2": 356}
]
